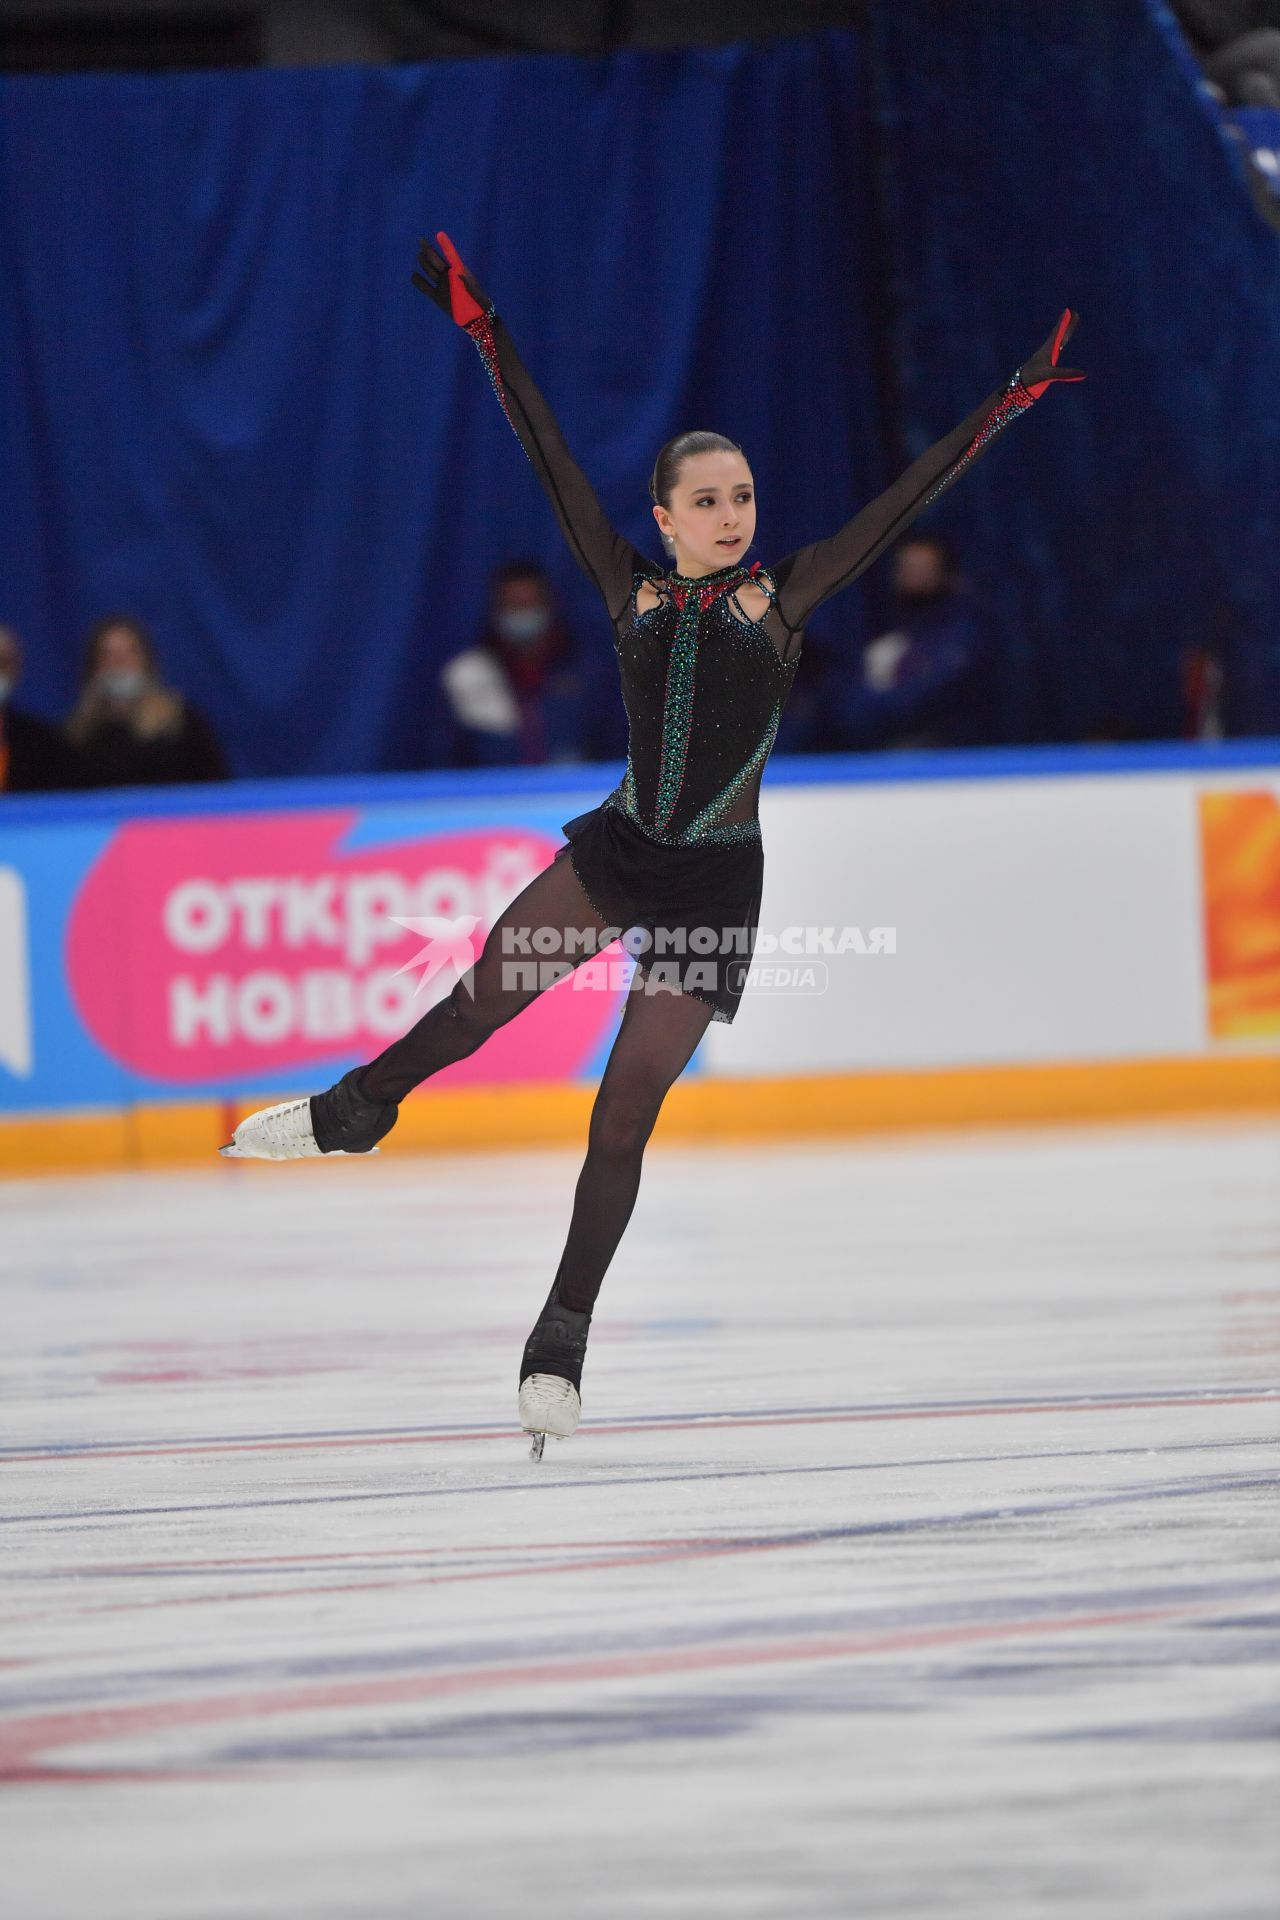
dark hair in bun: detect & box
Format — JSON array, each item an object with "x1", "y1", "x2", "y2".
[{"x1": 649, "y1": 431, "x2": 745, "y2": 508}]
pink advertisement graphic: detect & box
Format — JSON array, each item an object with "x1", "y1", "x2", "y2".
[{"x1": 67, "y1": 812, "x2": 625, "y2": 1087}]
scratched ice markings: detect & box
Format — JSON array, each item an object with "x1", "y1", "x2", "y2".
[{"x1": 1, "y1": 1122, "x2": 1278, "y2": 1918}]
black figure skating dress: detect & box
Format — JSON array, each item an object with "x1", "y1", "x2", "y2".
[{"x1": 442, "y1": 250, "x2": 1082, "y2": 1023}]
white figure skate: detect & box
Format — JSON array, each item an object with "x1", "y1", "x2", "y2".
[
  {"x1": 220, "y1": 1068, "x2": 396, "y2": 1160},
  {"x1": 519, "y1": 1374, "x2": 582, "y2": 1462},
  {"x1": 220, "y1": 1097, "x2": 329, "y2": 1160}
]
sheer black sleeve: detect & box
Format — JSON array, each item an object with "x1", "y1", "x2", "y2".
[
  {"x1": 465, "y1": 310, "x2": 647, "y2": 622},
  {"x1": 770, "y1": 374, "x2": 1039, "y2": 634}
]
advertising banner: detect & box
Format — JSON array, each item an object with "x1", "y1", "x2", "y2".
[
  {"x1": 1, "y1": 752, "x2": 1277, "y2": 1128},
  {"x1": 0, "y1": 792, "x2": 640, "y2": 1116}
]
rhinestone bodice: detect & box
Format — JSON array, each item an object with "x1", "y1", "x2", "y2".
[{"x1": 601, "y1": 564, "x2": 798, "y2": 848}]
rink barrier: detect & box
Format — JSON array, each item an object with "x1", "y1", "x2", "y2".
[
  {"x1": 2, "y1": 1052, "x2": 1277, "y2": 1177},
  {"x1": 2, "y1": 741, "x2": 1278, "y2": 1175}
]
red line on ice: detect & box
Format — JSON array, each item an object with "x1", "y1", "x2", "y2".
[
  {"x1": 0, "y1": 1532, "x2": 865, "y2": 1624},
  {"x1": 0, "y1": 1597, "x2": 1233, "y2": 1785}
]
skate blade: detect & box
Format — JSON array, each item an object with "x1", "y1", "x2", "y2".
[
  {"x1": 217, "y1": 1143, "x2": 380, "y2": 1159},
  {"x1": 528, "y1": 1432, "x2": 546, "y2": 1463}
]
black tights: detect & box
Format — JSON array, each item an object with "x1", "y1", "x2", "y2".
[{"x1": 362, "y1": 851, "x2": 714, "y2": 1314}]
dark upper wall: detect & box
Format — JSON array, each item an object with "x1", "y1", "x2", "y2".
[{"x1": 0, "y1": 1, "x2": 861, "y2": 72}]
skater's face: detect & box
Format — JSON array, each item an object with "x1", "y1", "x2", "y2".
[{"x1": 652, "y1": 450, "x2": 757, "y2": 577}]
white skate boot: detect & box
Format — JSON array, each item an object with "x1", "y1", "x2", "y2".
[
  {"x1": 519, "y1": 1282, "x2": 590, "y2": 1461},
  {"x1": 220, "y1": 1096, "x2": 324, "y2": 1160},
  {"x1": 519, "y1": 1375, "x2": 582, "y2": 1461},
  {"x1": 220, "y1": 1068, "x2": 397, "y2": 1160}
]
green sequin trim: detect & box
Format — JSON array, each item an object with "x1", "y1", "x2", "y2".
[
  {"x1": 650, "y1": 563, "x2": 760, "y2": 833},
  {"x1": 604, "y1": 784, "x2": 761, "y2": 849},
  {"x1": 680, "y1": 700, "x2": 782, "y2": 845},
  {"x1": 652, "y1": 586, "x2": 703, "y2": 831}
]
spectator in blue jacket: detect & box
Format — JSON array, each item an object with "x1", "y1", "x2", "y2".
[{"x1": 841, "y1": 536, "x2": 997, "y2": 751}]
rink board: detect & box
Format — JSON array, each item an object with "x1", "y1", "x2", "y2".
[{"x1": 1, "y1": 744, "x2": 1278, "y2": 1171}]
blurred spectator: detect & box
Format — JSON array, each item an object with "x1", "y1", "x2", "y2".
[
  {"x1": 0, "y1": 624, "x2": 73, "y2": 792},
  {"x1": 1173, "y1": 1, "x2": 1280, "y2": 106},
  {"x1": 430, "y1": 561, "x2": 585, "y2": 768},
  {"x1": 436, "y1": 645, "x2": 522, "y2": 768},
  {"x1": 841, "y1": 536, "x2": 997, "y2": 751},
  {"x1": 1182, "y1": 643, "x2": 1228, "y2": 738},
  {"x1": 773, "y1": 621, "x2": 865, "y2": 756},
  {"x1": 66, "y1": 615, "x2": 228, "y2": 787}
]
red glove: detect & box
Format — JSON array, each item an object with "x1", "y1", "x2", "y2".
[
  {"x1": 914, "y1": 309, "x2": 1085, "y2": 517},
  {"x1": 1014, "y1": 309, "x2": 1085, "y2": 402},
  {"x1": 412, "y1": 231, "x2": 524, "y2": 450},
  {"x1": 411, "y1": 231, "x2": 492, "y2": 327}
]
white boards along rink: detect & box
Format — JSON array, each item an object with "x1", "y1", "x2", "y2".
[
  {"x1": 0, "y1": 742, "x2": 1277, "y2": 1174},
  {"x1": 703, "y1": 753, "x2": 1280, "y2": 1080}
]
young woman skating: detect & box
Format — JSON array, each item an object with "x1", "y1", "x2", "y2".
[{"x1": 223, "y1": 234, "x2": 1084, "y2": 1456}]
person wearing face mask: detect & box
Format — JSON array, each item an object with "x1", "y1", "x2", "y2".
[
  {"x1": 433, "y1": 561, "x2": 584, "y2": 767},
  {"x1": 842, "y1": 535, "x2": 997, "y2": 751},
  {"x1": 65, "y1": 616, "x2": 228, "y2": 788},
  {"x1": 0, "y1": 624, "x2": 72, "y2": 793}
]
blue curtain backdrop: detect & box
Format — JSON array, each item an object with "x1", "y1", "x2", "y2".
[
  {"x1": 3, "y1": 8, "x2": 1279, "y2": 775},
  {"x1": 0, "y1": 32, "x2": 880, "y2": 777},
  {"x1": 869, "y1": 0, "x2": 1280, "y2": 741}
]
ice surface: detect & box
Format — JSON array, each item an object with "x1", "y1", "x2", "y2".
[{"x1": 1, "y1": 1118, "x2": 1278, "y2": 1918}]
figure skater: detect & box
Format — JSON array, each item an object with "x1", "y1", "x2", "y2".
[{"x1": 223, "y1": 233, "x2": 1084, "y2": 1457}]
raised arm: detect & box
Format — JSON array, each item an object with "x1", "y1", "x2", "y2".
[
  {"x1": 413, "y1": 233, "x2": 643, "y2": 622},
  {"x1": 770, "y1": 311, "x2": 1085, "y2": 634}
]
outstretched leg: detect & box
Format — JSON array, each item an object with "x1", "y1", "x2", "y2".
[
  {"x1": 222, "y1": 850, "x2": 619, "y2": 1158},
  {"x1": 519, "y1": 980, "x2": 714, "y2": 1443},
  {"x1": 361, "y1": 849, "x2": 619, "y2": 1104},
  {"x1": 556, "y1": 981, "x2": 715, "y2": 1312}
]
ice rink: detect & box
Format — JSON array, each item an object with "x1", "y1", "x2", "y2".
[{"x1": 2, "y1": 1117, "x2": 1278, "y2": 1919}]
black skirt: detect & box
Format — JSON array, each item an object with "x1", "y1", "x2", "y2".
[{"x1": 554, "y1": 801, "x2": 764, "y2": 1025}]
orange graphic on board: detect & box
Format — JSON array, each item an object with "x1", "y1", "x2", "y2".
[{"x1": 1199, "y1": 789, "x2": 1280, "y2": 1040}]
